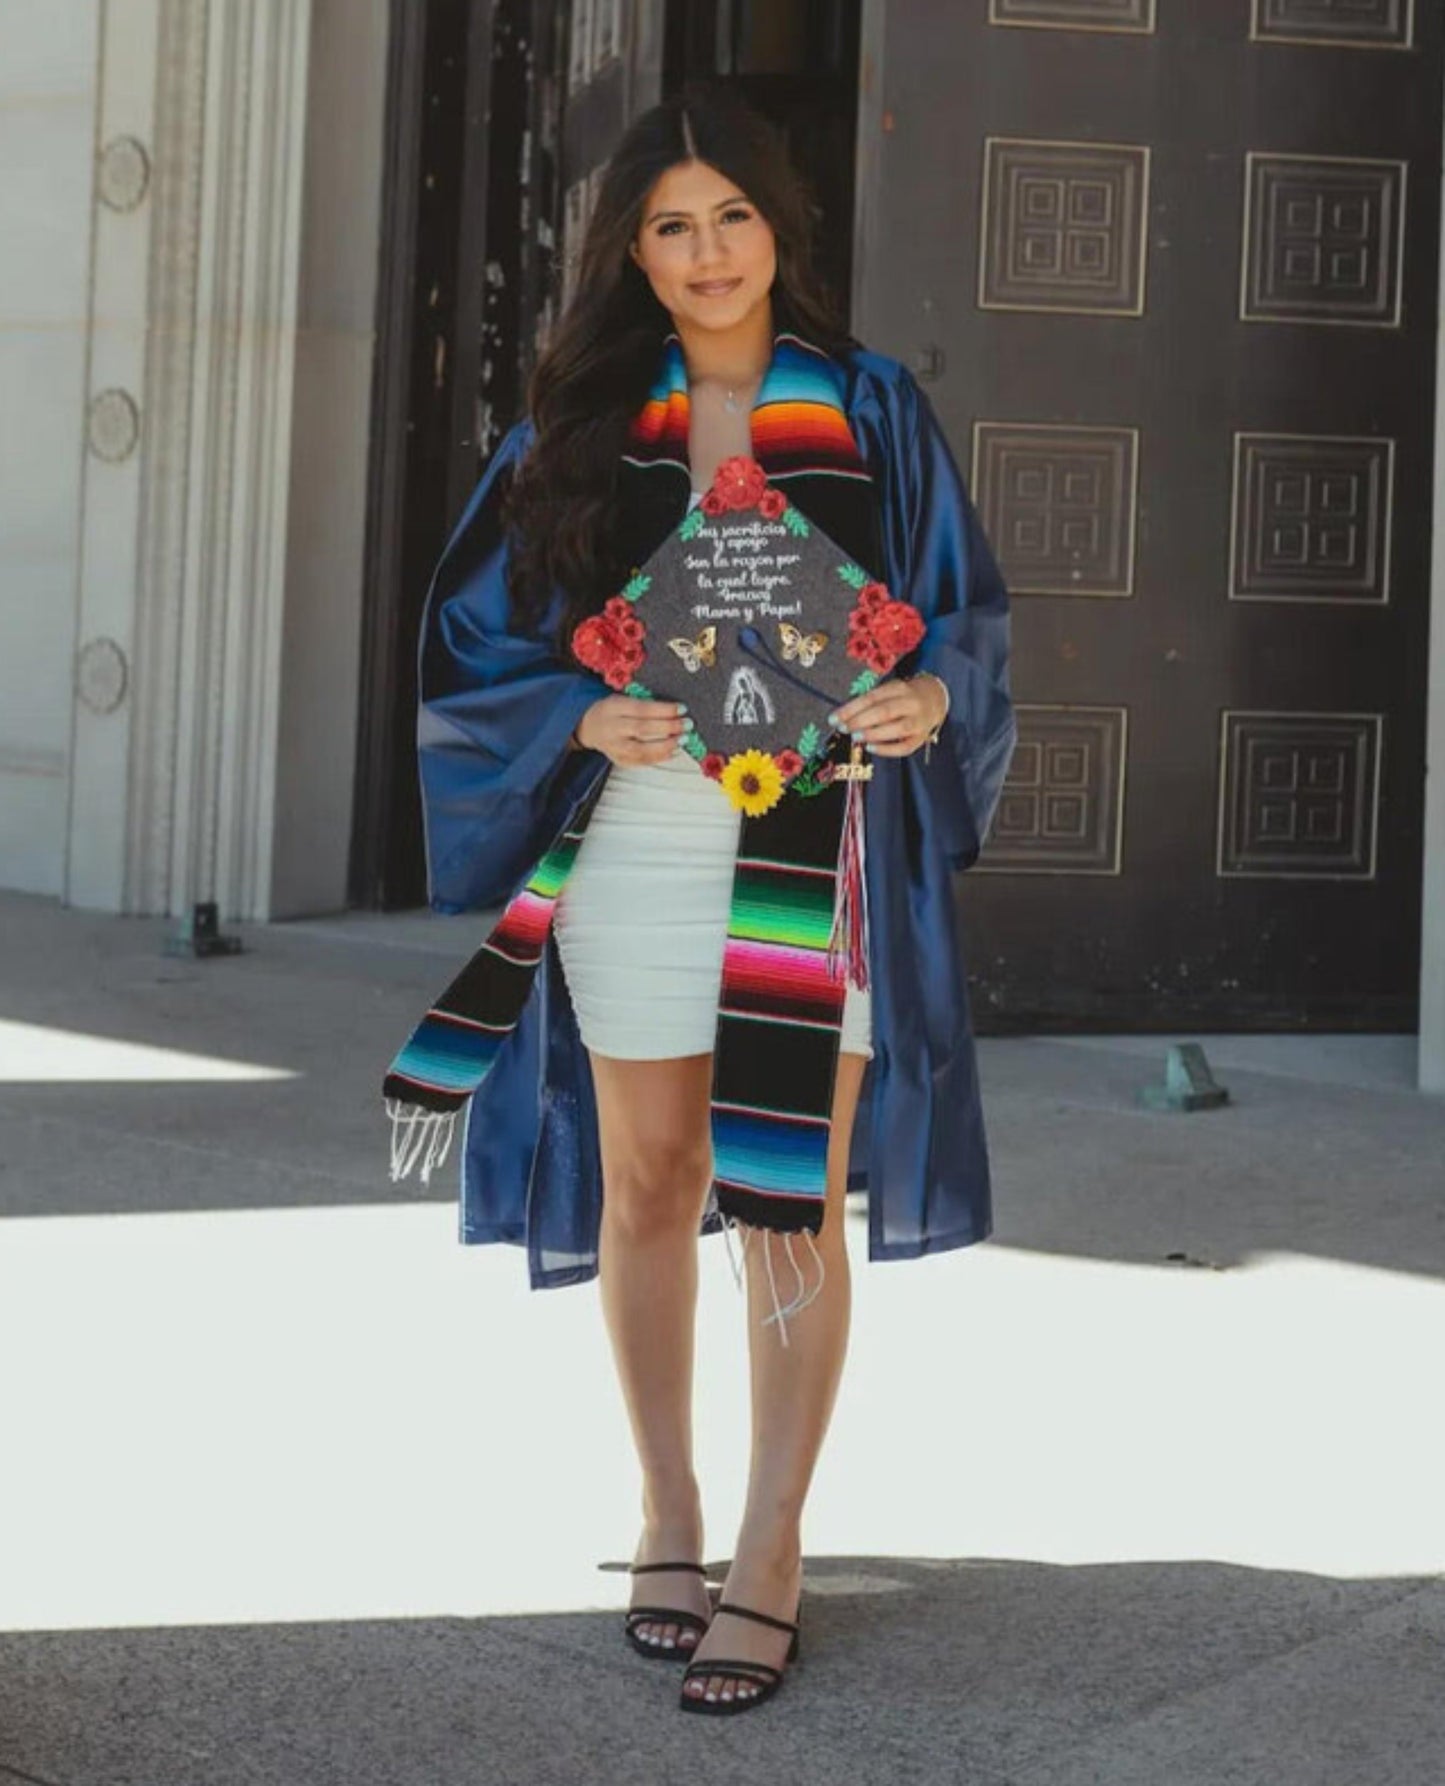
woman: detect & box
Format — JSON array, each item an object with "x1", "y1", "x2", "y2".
[{"x1": 395, "y1": 86, "x2": 1015, "y2": 1714}]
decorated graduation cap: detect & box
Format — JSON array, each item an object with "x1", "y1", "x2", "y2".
[{"x1": 571, "y1": 454, "x2": 926, "y2": 814}]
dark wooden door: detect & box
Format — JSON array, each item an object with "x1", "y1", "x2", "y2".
[{"x1": 854, "y1": 0, "x2": 1441, "y2": 1029}]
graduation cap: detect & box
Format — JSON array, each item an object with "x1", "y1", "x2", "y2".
[{"x1": 571, "y1": 455, "x2": 926, "y2": 814}]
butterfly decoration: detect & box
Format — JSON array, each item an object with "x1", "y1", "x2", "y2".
[
  {"x1": 779, "y1": 622, "x2": 828, "y2": 668},
  {"x1": 667, "y1": 625, "x2": 717, "y2": 674}
]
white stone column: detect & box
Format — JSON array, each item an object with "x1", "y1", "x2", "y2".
[
  {"x1": 66, "y1": 0, "x2": 386, "y2": 923},
  {"x1": 69, "y1": 0, "x2": 196, "y2": 917},
  {"x1": 0, "y1": 2, "x2": 102, "y2": 897},
  {"x1": 69, "y1": 0, "x2": 312, "y2": 920}
]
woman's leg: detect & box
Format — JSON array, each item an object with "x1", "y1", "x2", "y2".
[
  {"x1": 593, "y1": 1049, "x2": 716, "y2": 1652},
  {"x1": 681, "y1": 1048, "x2": 868, "y2": 1703}
]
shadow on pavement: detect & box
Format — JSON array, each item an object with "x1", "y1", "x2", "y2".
[
  {"x1": 2, "y1": 893, "x2": 1444, "y2": 1285},
  {"x1": 1, "y1": 1556, "x2": 1443, "y2": 1786}
]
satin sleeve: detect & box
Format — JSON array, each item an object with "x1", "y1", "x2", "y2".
[
  {"x1": 416, "y1": 419, "x2": 606, "y2": 912},
  {"x1": 895, "y1": 375, "x2": 1017, "y2": 872}
]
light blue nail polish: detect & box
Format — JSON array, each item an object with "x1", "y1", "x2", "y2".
[
  {"x1": 828, "y1": 712, "x2": 841, "y2": 727},
  {"x1": 677, "y1": 701, "x2": 689, "y2": 713},
  {"x1": 682, "y1": 717, "x2": 695, "y2": 731}
]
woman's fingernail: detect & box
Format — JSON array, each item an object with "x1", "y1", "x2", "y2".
[
  {"x1": 681, "y1": 717, "x2": 695, "y2": 731},
  {"x1": 677, "y1": 702, "x2": 689, "y2": 714},
  {"x1": 828, "y1": 712, "x2": 842, "y2": 727}
]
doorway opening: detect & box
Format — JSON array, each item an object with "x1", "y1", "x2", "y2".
[{"x1": 352, "y1": 0, "x2": 864, "y2": 912}]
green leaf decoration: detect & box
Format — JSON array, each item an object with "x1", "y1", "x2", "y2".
[
  {"x1": 678, "y1": 509, "x2": 705, "y2": 542},
  {"x1": 621, "y1": 571, "x2": 652, "y2": 600},
  {"x1": 680, "y1": 729, "x2": 707, "y2": 761},
  {"x1": 796, "y1": 721, "x2": 822, "y2": 759},
  {"x1": 790, "y1": 765, "x2": 830, "y2": 799},
  {"x1": 623, "y1": 679, "x2": 652, "y2": 699},
  {"x1": 837, "y1": 562, "x2": 868, "y2": 589},
  {"x1": 849, "y1": 669, "x2": 880, "y2": 696},
  {"x1": 782, "y1": 507, "x2": 810, "y2": 538}
]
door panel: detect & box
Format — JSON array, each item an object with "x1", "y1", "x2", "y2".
[{"x1": 854, "y1": 0, "x2": 1441, "y2": 1028}]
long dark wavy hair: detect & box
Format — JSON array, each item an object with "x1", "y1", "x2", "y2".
[{"x1": 504, "y1": 83, "x2": 855, "y2": 639}]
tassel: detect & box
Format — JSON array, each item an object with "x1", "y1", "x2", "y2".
[
  {"x1": 385, "y1": 1096, "x2": 458, "y2": 1185},
  {"x1": 827, "y1": 752, "x2": 871, "y2": 992}
]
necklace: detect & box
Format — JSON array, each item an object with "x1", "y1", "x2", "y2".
[{"x1": 689, "y1": 370, "x2": 762, "y2": 414}]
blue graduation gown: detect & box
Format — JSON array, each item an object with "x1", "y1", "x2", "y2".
[{"x1": 415, "y1": 347, "x2": 1017, "y2": 1288}]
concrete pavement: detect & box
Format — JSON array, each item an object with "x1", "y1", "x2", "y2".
[{"x1": 1, "y1": 888, "x2": 1442, "y2": 1786}]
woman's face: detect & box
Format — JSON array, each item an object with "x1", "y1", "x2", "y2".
[{"x1": 629, "y1": 158, "x2": 776, "y2": 335}]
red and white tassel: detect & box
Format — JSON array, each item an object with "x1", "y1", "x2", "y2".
[{"x1": 827, "y1": 765, "x2": 870, "y2": 992}]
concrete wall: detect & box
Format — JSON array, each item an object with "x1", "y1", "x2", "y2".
[{"x1": 0, "y1": 2, "x2": 99, "y2": 895}]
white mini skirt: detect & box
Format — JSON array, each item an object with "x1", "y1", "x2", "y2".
[{"x1": 553, "y1": 746, "x2": 873, "y2": 1062}]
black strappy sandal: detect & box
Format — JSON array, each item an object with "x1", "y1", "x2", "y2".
[
  {"x1": 624, "y1": 1561, "x2": 712, "y2": 1661},
  {"x1": 677, "y1": 1597, "x2": 802, "y2": 1714}
]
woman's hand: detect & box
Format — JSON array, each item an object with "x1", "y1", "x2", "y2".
[
  {"x1": 573, "y1": 694, "x2": 691, "y2": 766},
  {"x1": 828, "y1": 672, "x2": 948, "y2": 758}
]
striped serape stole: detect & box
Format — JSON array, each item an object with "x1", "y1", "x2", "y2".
[
  {"x1": 381, "y1": 817, "x2": 590, "y2": 1183},
  {"x1": 710, "y1": 778, "x2": 848, "y2": 1237}
]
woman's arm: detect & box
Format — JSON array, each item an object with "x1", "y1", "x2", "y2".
[{"x1": 417, "y1": 420, "x2": 606, "y2": 911}]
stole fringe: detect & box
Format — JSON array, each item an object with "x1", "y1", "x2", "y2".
[
  {"x1": 385, "y1": 1096, "x2": 458, "y2": 1185},
  {"x1": 384, "y1": 1099, "x2": 829, "y2": 1347},
  {"x1": 720, "y1": 1214, "x2": 827, "y2": 1350}
]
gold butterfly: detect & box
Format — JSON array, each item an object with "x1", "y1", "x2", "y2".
[
  {"x1": 668, "y1": 625, "x2": 717, "y2": 673},
  {"x1": 779, "y1": 622, "x2": 828, "y2": 667}
]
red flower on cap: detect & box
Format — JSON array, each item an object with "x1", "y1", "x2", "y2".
[
  {"x1": 700, "y1": 752, "x2": 727, "y2": 781},
  {"x1": 572, "y1": 607, "x2": 646, "y2": 691},
  {"x1": 707, "y1": 454, "x2": 769, "y2": 511},
  {"x1": 870, "y1": 599, "x2": 925, "y2": 659},
  {"x1": 758, "y1": 487, "x2": 787, "y2": 520},
  {"x1": 603, "y1": 595, "x2": 644, "y2": 643},
  {"x1": 775, "y1": 749, "x2": 804, "y2": 781},
  {"x1": 844, "y1": 586, "x2": 926, "y2": 674}
]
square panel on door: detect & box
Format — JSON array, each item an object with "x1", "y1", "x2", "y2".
[
  {"x1": 1241, "y1": 153, "x2": 1407, "y2": 326},
  {"x1": 980, "y1": 705, "x2": 1127, "y2": 874},
  {"x1": 1217, "y1": 712, "x2": 1382, "y2": 878},
  {"x1": 1251, "y1": 0, "x2": 1414, "y2": 49},
  {"x1": 989, "y1": 0, "x2": 1155, "y2": 29},
  {"x1": 1230, "y1": 433, "x2": 1394, "y2": 604},
  {"x1": 973, "y1": 422, "x2": 1139, "y2": 597},
  {"x1": 979, "y1": 138, "x2": 1150, "y2": 316}
]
